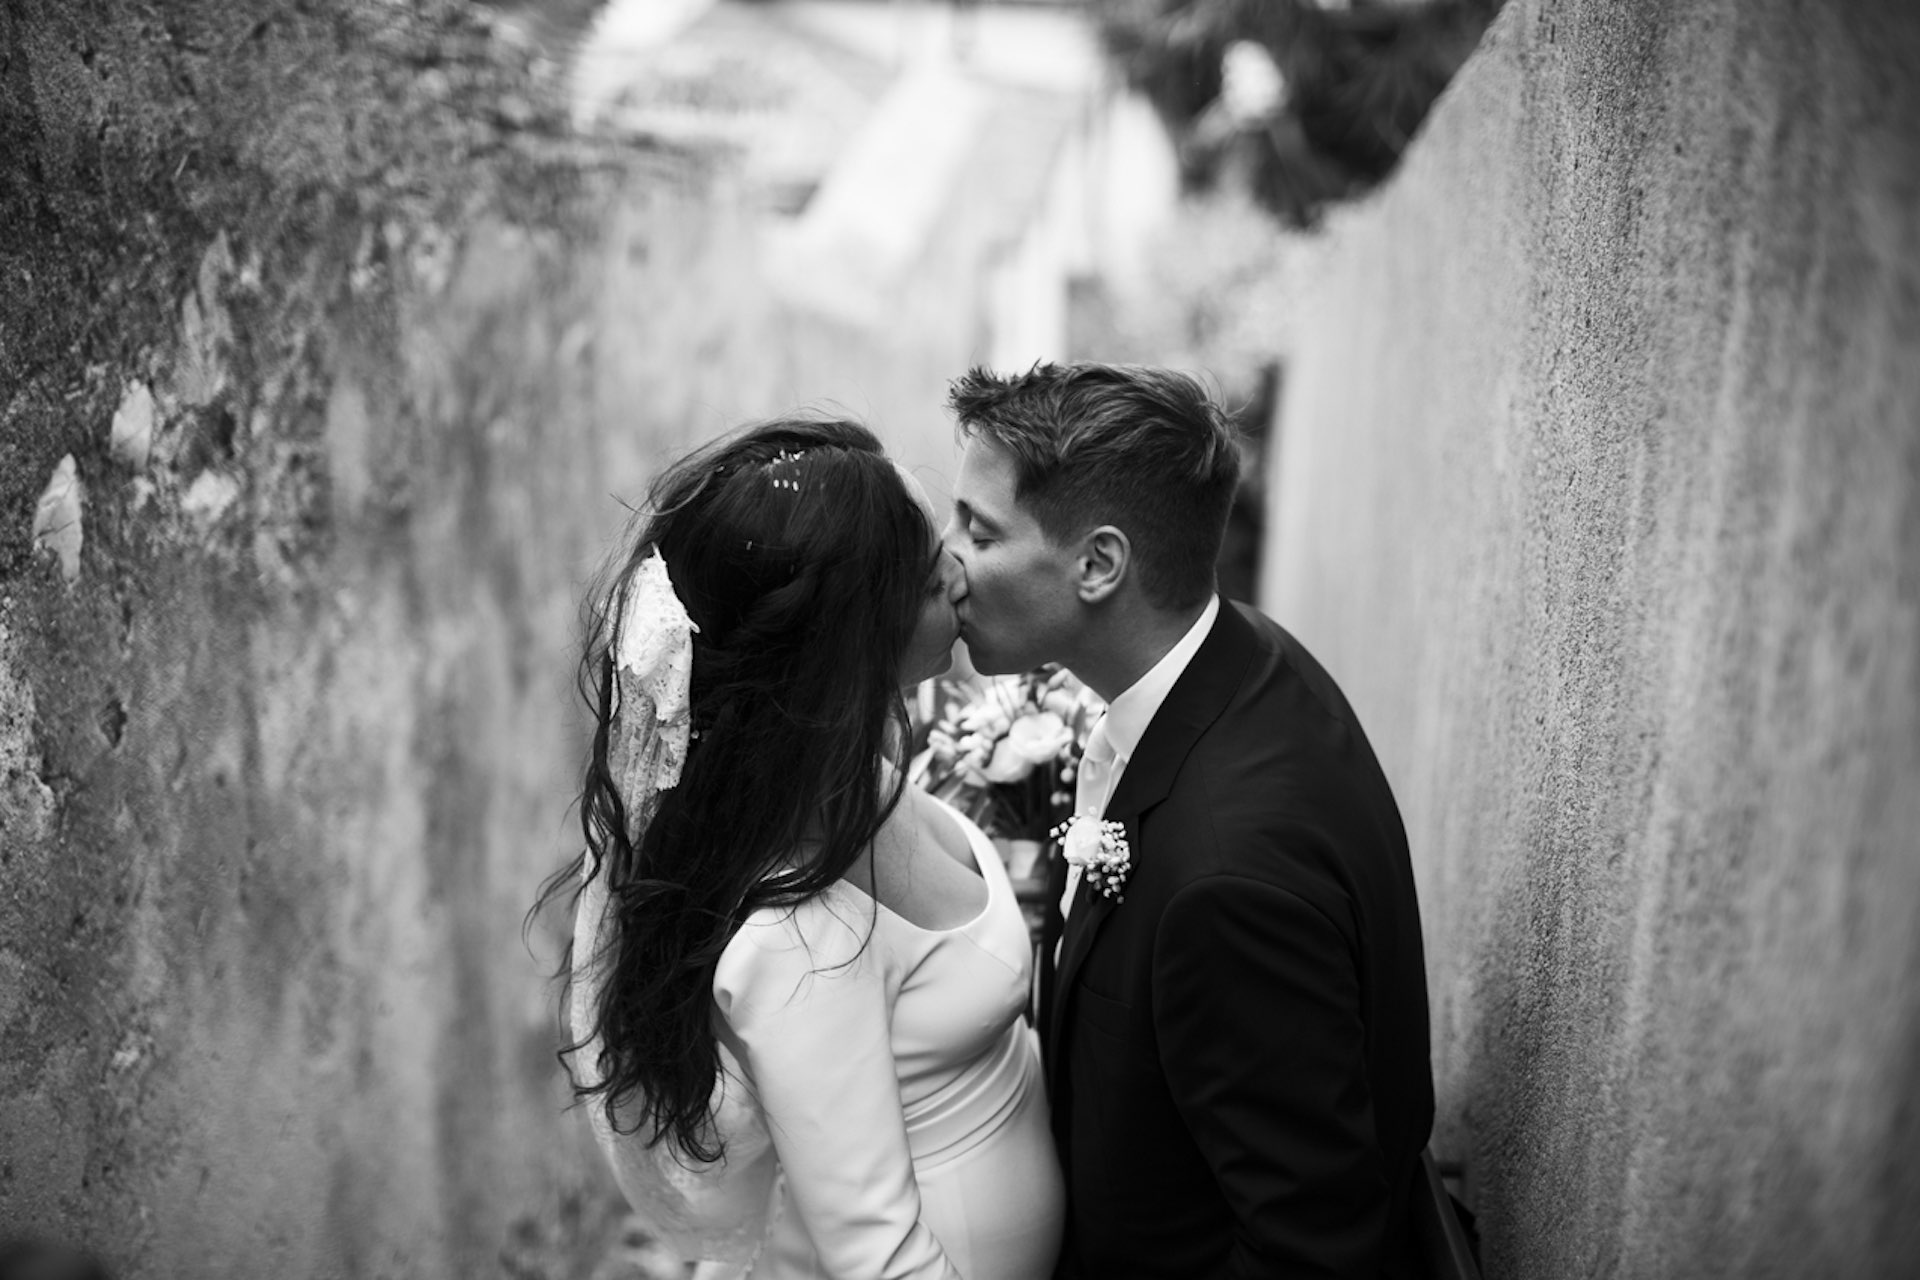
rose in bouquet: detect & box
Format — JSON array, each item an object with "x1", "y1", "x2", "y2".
[{"x1": 909, "y1": 667, "x2": 1104, "y2": 884}]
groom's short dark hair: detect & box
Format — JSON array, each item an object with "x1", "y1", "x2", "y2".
[{"x1": 949, "y1": 363, "x2": 1242, "y2": 611}]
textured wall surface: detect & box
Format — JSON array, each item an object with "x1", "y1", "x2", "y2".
[
  {"x1": 1261, "y1": 1, "x2": 1920, "y2": 1276},
  {"x1": 0, "y1": 3, "x2": 797, "y2": 1275}
]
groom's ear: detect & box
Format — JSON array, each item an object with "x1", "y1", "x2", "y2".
[{"x1": 1075, "y1": 526, "x2": 1129, "y2": 604}]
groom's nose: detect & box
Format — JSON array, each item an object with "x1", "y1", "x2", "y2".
[{"x1": 940, "y1": 548, "x2": 968, "y2": 601}]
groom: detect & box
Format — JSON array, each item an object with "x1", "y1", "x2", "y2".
[{"x1": 943, "y1": 363, "x2": 1435, "y2": 1279}]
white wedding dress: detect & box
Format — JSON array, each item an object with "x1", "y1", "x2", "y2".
[{"x1": 574, "y1": 796, "x2": 1064, "y2": 1280}]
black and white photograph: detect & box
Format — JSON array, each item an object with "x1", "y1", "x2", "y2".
[{"x1": 2, "y1": 1, "x2": 1916, "y2": 1277}]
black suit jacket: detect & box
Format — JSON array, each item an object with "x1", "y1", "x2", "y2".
[{"x1": 1043, "y1": 600, "x2": 1434, "y2": 1280}]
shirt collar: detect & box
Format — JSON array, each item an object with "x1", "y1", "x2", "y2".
[{"x1": 1101, "y1": 594, "x2": 1221, "y2": 765}]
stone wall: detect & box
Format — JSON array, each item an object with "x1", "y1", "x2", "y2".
[
  {"x1": 0, "y1": 3, "x2": 790, "y2": 1274},
  {"x1": 1260, "y1": 0, "x2": 1920, "y2": 1275}
]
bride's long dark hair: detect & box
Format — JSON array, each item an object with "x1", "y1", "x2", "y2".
[{"x1": 534, "y1": 417, "x2": 931, "y2": 1161}]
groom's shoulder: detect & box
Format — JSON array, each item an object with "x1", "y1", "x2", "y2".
[
  {"x1": 1161, "y1": 602, "x2": 1400, "y2": 876},
  {"x1": 1199, "y1": 601, "x2": 1368, "y2": 758}
]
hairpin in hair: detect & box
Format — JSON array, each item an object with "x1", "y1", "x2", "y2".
[{"x1": 762, "y1": 448, "x2": 811, "y2": 491}]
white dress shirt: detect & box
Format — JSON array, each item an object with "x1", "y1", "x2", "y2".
[{"x1": 1063, "y1": 594, "x2": 1221, "y2": 917}]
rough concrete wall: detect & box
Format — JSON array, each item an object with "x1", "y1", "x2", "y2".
[
  {"x1": 1260, "y1": 1, "x2": 1920, "y2": 1276},
  {"x1": 0, "y1": 3, "x2": 790, "y2": 1275}
]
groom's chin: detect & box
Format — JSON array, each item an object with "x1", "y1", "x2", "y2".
[{"x1": 959, "y1": 638, "x2": 1012, "y2": 677}]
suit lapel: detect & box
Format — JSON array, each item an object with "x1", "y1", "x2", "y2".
[
  {"x1": 1045, "y1": 599, "x2": 1259, "y2": 1057},
  {"x1": 1046, "y1": 816, "x2": 1132, "y2": 1049}
]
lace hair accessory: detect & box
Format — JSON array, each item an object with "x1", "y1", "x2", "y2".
[
  {"x1": 606, "y1": 547, "x2": 700, "y2": 844},
  {"x1": 574, "y1": 547, "x2": 778, "y2": 1274}
]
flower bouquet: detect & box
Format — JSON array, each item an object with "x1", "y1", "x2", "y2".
[{"x1": 909, "y1": 667, "x2": 1104, "y2": 904}]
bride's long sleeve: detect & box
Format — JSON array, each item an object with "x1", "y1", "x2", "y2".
[{"x1": 714, "y1": 889, "x2": 964, "y2": 1280}]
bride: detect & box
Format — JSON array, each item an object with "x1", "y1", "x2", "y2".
[{"x1": 540, "y1": 418, "x2": 1063, "y2": 1279}]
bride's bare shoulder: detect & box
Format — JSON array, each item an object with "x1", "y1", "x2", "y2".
[{"x1": 864, "y1": 789, "x2": 986, "y2": 931}]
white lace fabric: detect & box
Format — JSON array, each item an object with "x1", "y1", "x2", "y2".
[
  {"x1": 608, "y1": 548, "x2": 699, "y2": 841},
  {"x1": 575, "y1": 547, "x2": 779, "y2": 1274}
]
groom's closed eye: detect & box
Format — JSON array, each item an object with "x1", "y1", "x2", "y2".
[{"x1": 952, "y1": 501, "x2": 1001, "y2": 546}]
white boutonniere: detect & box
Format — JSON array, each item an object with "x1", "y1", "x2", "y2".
[{"x1": 1051, "y1": 814, "x2": 1132, "y2": 902}]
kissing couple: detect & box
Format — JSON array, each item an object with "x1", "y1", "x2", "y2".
[{"x1": 547, "y1": 363, "x2": 1436, "y2": 1279}]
